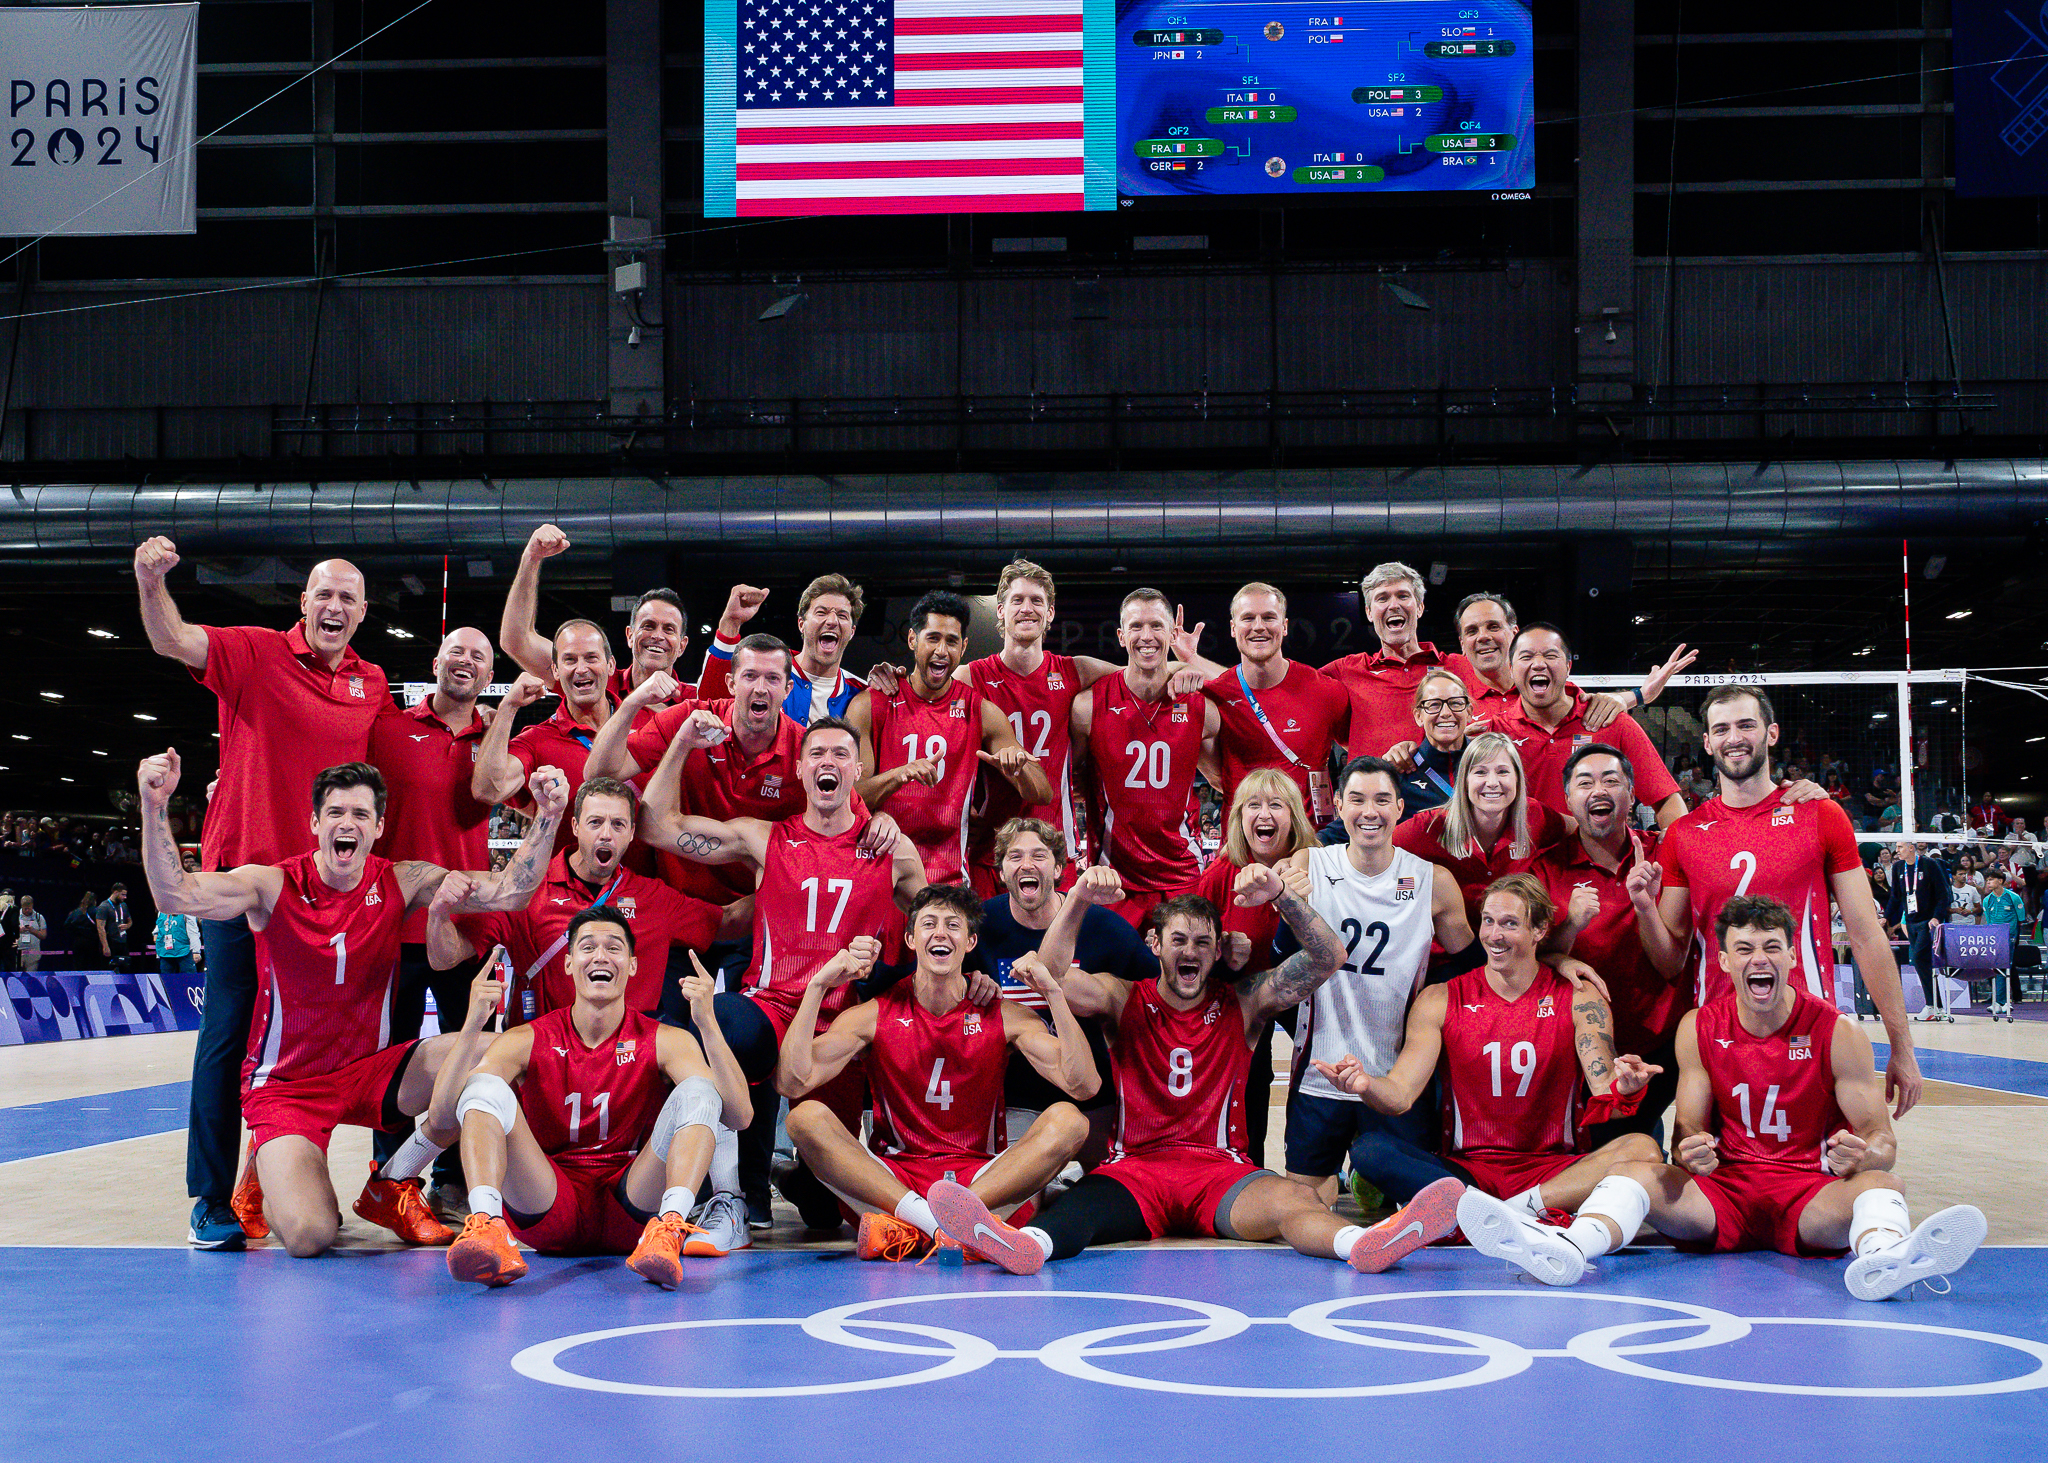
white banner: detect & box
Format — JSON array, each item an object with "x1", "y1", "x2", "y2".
[{"x1": 0, "y1": 3, "x2": 196, "y2": 236}]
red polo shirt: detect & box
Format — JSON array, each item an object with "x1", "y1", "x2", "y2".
[
  {"x1": 1533, "y1": 829, "x2": 1688, "y2": 1053},
  {"x1": 194, "y1": 622, "x2": 389, "y2": 870},
  {"x1": 1321, "y1": 642, "x2": 1481, "y2": 760},
  {"x1": 1201, "y1": 661, "x2": 1351, "y2": 813},
  {"x1": 628, "y1": 698, "x2": 812, "y2": 905},
  {"x1": 1487, "y1": 691, "x2": 1681, "y2": 819},
  {"x1": 458, "y1": 851, "x2": 719, "y2": 1019},
  {"x1": 607, "y1": 665, "x2": 690, "y2": 711},
  {"x1": 370, "y1": 698, "x2": 491, "y2": 942},
  {"x1": 506, "y1": 698, "x2": 614, "y2": 854}
]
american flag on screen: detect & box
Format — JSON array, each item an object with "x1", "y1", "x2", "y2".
[{"x1": 735, "y1": 0, "x2": 1085, "y2": 214}]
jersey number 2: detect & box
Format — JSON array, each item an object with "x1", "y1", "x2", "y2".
[{"x1": 1729, "y1": 850, "x2": 1757, "y2": 897}]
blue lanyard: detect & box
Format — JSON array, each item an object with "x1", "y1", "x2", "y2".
[{"x1": 1235, "y1": 665, "x2": 1307, "y2": 769}]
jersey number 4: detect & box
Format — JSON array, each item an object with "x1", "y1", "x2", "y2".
[
  {"x1": 1730, "y1": 1082, "x2": 1792, "y2": 1142},
  {"x1": 925, "y1": 1058, "x2": 953, "y2": 1111}
]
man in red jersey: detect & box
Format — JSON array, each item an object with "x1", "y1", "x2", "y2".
[
  {"x1": 1072, "y1": 588, "x2": 1222, "y2": 928},
  {"x1": 1536, "y1": 744, "x2": 1689, "y2": 1145},
  {"x1": 1203, "y1": 582, "x2": 1351, "y2": 822},
  {"x1": 1311, "y1": 875, "x2": 1662, "y2": 1229},
  {"x1": 1465, "y1": 896, "x2": 1983, "y2": 1300},
  {"x1": 134, "y1": 536, "x2": 394, "y2": 1250},
  {"x1": 1322, "y1": 562, "x2": 1482, "y2": 758},
  {"x1": 931, "y1": 874, "x2": 1464, "y2": 1277},
  {"x1": 1488, "y1": 623, "x2": 1684, "y2": 823},
  {"x1": 696, "y1": 574, "x2": 869, "y2": 722},
  {"x1": 499, "y1": 523, "x2": 692, "y2": 713},
  {"x1": 436, "y1": 907, "x2": 754, "y2": 1288},
  {"x1": 368, "y1": 625, "x2": 496, "y2": 1212},
  {"x1": 847, "y1": 591, "x2": 1051, "y2": 886},
  {"x1": 1630, "y1": 683, "x2": 1922, "y2": 1114},
  {"x1": 137, "y1": 748, "x2": 567, "y2": 1258},
  {"x1": 778, "y1": 885, "x2": 1097, "y2": 1263},
  {"x1": 428, "y1": 776, "x2": 726, "y2": 1021},
  {"x1": 641, "y1": 715, "x2": 927, "y2": 1226}
]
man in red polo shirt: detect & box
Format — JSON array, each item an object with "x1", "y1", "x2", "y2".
[
  {"x1": 473, "y1": 619, "x2": 617, "y2": 856},
  {"x1": 499, "y1": 523, "x2": 692, "y2": 713},
  {"x1": 1202, "y1": 581, "x2": 1350, "y2": 822},
  {"x1": 1536, "y1": 744, "x2": 1688, "y2": 1148},
  {"x1": 1323, "y1": 562, "x2": 1482, "y2": 759},
  {"x1": 369, "y1": 624, "x2": 497, "y2": 1211},
  {"x1": 429, "y1": 776, "x2": 723, "y2": 1021},
  {"x1": 1489, "y1": 623, "x2": 1685, "y2": 825},
  {"x1": 134, "y1": 535, "x2": 392, "y2": 1251}
]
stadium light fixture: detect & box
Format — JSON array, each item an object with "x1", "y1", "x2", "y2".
[
  {"x1": 39, "y1": 690, "x2": 62, "y2": 700},
  {"x1": 134, "y1": 713, "x2": 156, "y2": 721},
  {"x1": 1947, "y1": 609, "x2": 1972, "y2": 620},
  {"x1": 1382, "y1": 280, "x2": 1431, "y2": 311},
  {"x1": 87, "y1": 627, "x2": 117, "y2": 639},
  {"x1": 10, "y1": 734, "x2": 27, "y2": 741},
  {"x1": 386, "y1": 626, "x2": 416, "y2": 640},
  {"x1": 759, "y1": 291, "x2": 808, "y2": 321},
  {"x1": 2031, "y1": 737, "x2": 2046, "y2": 744}
]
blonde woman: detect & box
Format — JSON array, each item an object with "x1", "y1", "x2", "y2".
[{"x1": 1394, "y1": 731, "x2": 1567, "y2": 927}]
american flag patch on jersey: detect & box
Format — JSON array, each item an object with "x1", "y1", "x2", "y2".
[
  {"x1": 1396, "y1": 877, "x2": 1416, "y2": 892},
  {"x1": 615, "y1": 1038, "x2": 637, "y2": 1066}
]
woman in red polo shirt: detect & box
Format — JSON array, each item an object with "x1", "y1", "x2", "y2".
[{"x1": 1394, "y1": 731, "x2": 1568, "y2": 927}]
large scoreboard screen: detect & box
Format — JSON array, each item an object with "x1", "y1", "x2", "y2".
[{"x1": 702, "y1": 0, "x2": 1533, "y2": 216}]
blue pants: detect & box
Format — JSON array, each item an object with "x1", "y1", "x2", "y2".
[
  {"x1": 158, "y1": 954, "x2": 196, "y2": 974},
  {"x1": 187, "y1": 916, "x2": 256, "y2": 1202},
  {"x1": 1906, "y1": 918, "x2": 1937, "y2": 1004},
  {"x1": 1286, "y1": 1085, "x2": 1450, "y2": 1204}
]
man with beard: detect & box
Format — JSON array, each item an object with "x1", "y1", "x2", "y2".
[
  {"x1": 472, "y1": 620, "x2": 618, "y2": 857},
  {"x1": 1072, "y1": 588, "x2": 1223, "y2": 929},
  {"x1": 847, "y1": 591, "x2": 1051, "y2": 886},
  {"x1": 1203, "y1": 582, "x2": 1351, "y2": 821},
  {"x1": 697, "y1": 574, "x2": 869, "y2": 722},
  {"x1": 1631, "y1": 684, "x2": 1922, "y2": 1115},
  {"x1": 500, "y1": 524, "x2": 691, "y2": 713}
]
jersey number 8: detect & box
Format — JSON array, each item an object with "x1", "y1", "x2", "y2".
[{"x1": 1166, "y1": 1046, "x2": 1195, "y2": 1097}]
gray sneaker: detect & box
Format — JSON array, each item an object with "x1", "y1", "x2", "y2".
[{"x1": 685, "y1": 1191, "x2": 751, "y2": 1256}]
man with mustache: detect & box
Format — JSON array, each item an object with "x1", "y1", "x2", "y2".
[
  {"x1": 1631, "y1": 684, "x2": 1922, "y2": 1116},
  {"x1": 472, "y1": 619, "x2": 618, "y2": 857},
  {"x1": 696, "y1": 574, "x2": 869, "y2": 722},
  {"x1": 847, "y1": 591, "x2": 1051, "y2": 886},
  {"x1": 134, "y1": 536, "x2": 392, "y2": 1251},
  {"x1": 500, "y1": 523, "x2": 691, "y2": 713},
  {"x1": 1203, "y1": 582, "x2": 1351, "y2": 822}
]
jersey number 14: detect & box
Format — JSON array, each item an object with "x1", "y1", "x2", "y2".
[{"x1": 1730, "y1": 1082, "x2": 1792, "y2": 1141}]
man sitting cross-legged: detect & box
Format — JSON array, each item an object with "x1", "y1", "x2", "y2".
[
  {"x1": 929, "y1": 870, "x2": 1465, "y2": 1275},
  {"x1": 438, "y1": 907, "x2": 752, "y2": 1288},
  {"x1": 777, "y1": 884, "x2": 1098, "y2": 1262},
  {"x1": 1459, "y1": 894, "x2": 1986, "y2": 1298},
  {"x1": 1308, "y1": 874, "x2": 1664, "y2": 1248}
]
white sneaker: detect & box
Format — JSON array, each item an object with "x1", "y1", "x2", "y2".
[
  {"x1": 684, "y1": 1192, "x2": 751, "y2": 1256},
  {"x1": 1457, "y1": 1187, "x2": 1586, "y2": 1286},
  {"x1": 1844, "y1": 1204, "x2": 1987, "y2": 1301}
]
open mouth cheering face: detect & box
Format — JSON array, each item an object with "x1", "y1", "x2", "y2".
[
  {"x1": 1000, "y1": 831, "x2": 1061, "y2": 913},
  {"x1": 567, "y1": 921, "x2": 636, "y2": 1000},
  {"x1": 1152, "y1": 914, "x2": 1219, "y2": 1000},
  {"x1": 434, "y1": 627, "x2": 494, "y2": 699},
  {"x1": 312, "y1": 784, "x2": 383, "y2": 879},
  {"x1": 1719, "y1": 926, "x2": 1793, "y2": 1011},
  {"x1": 801, "y1": 727, "x2": 859, "y2": 810},
  {"x1": 300, "y1": 562, "x2": 368, "y2": 656},
  {"x1": 630, "y1": 600, "x2": 686, "y2": 676},
  {"x1": 551, "y1": 625, "x2": 614, "y2": 711},
  {"x1": 800, "y1": 593, "x2": 857, "y2": 671},
  {"x1": 1367, "y1": 579, "x2": 1421, "y2": 648},
  {"x1": 907, "y1": 613, "x2": 967, "y2": 691},
  {"x1": 729, "y1": 649, "x2": 792, "y2": 736},
  {"x1": 1566, "y1": 753, "x2": 1634, "y2": 838}
]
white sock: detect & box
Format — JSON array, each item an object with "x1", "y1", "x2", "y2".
[
  {"x1": 468, "y1": 1185, "x2": 503, "y2": 1219},
  {"x1": 378, "y1": 1126, "x2": 444, "y2": 1183},
  {"x1": 1020, "y1": 1225, "x2": 1055, "y2": 1260},
  {"x1": 894, "y1": 1192, "x2": 939, "y2": 1237},
  {"x1": 660, "y1": 1185, "x2": 696, "y2": 1220},
  {"x1": 710, "y1": 1125, "x2": 740, "y2": 1196},
  {"x1": 1332, "y1": 1224, "x2": 1369, "y2": 1260},
  {"x1": 1571, "y1": 1175, "x2": 1652, "y2": 1259},
  {"x1": 1508, "y1": 1185, "x2": 1547, "y2": 1218},
  {"x1": 1851, "y1": 1187, "x2": 1911, "y2": 1256}
]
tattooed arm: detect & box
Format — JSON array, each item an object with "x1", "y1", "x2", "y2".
[
  {"x1": 636, "y1": 706, "x2": 766, "y2": 869},
  {"x1": 1569, "y1": 987, "x2": 1661, "y2": 1099},
  {"x1": 401, "y1": 763, "x2": 570, "y2": 914},
  {"x1": 136, "y1": 748, "x2": 281, "y2": 922},
  {"x1": 1233, "y1": 862, "x2": 1348, "y2": 1029}
]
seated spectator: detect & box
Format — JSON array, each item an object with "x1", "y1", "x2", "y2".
[
  {"x1": 1949, "y1": 868, "x2": 1982, "y2": 925},
  {"x1": 1861, "y1": 771, "x2": 1893, "y2": 831}
]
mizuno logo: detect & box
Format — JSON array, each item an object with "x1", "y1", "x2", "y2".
[
  {"x1": 408, "y1": 734, "x2": 429, "y2": 743},
  {"x1": 787, "y1": 839, "x2": 808, "y2": 846},
  {"x1": 1463, "y1": 1003, "x2": 1485, "y2": 1012},
  {"x1": 1697, "y1": 821, "x2": 1718, "y2": 831},
  {"x1": 1325, "y1": 874, "x2": 1344, "y2": 885},
  {"x1": 550, "y1": 897, "x2": 573, "y2": 906},
  {"x1": 895, "y1": 1018, "x2": 914, "y2": 1027},
  {"x1": 1714, "y1": 1038, "x2": 1733, "y2": 1048},
  {"x1": 552, "y1": 1046, "x2": 569, "y2": 1056}
]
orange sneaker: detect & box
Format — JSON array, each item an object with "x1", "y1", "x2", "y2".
[
  {"x1": 627, "y1": 1213, "x2": 697, "y2": 1289},
  {"x1": 855, "y1": 1211, "x2": 926, "y2": 1262},
  {"x1": 927, "y1": 1179, "x2": 1043, "y2": 1275},
  {"x1": 1348, "y1": 1176, "x2": 1464, "y2": 1274},
  {"x1": 447, "y1": 1212, "x2": 528, "y2": 1287},
  {"x1": 230, "y1": 1140, "x2": 269, "y2": 1239},
  {"x1": 353, "y1": 1163, "x2": 457, "y2": 1246}
]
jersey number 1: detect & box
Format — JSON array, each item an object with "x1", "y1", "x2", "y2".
[{"x1": 327, "y1": 931, "x2": 346, "y2": 986}]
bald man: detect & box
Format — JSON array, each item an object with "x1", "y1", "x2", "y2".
[
  {"x1": 135, "y1": 537, "x2": 394, "y2": 1249},
  {"x1": 368, "y1": 626, "x2": 499, "y2": 1212}
]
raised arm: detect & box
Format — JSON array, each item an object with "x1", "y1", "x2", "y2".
[
  {"x1": 137, "y1": 749, "x2": 279, "y2": 921},
  {"x1": 1628, "y1": 861, "x2": 1690, "y2": 982},
  {"x1": 133, "y1": 538, "x2": 210, "y2": 670},
  {"x1": 1581, "y1": 643, "x2": 1698, "y2": 732},
  {"x1": 424, "y1": 881, "x2": 479, "y2": 971},
  {"x1": 679, "y1": 950, "x2": 752, "y2": 1128},
  {"x1": 584, "y1": 673, "x2": 681, "y2": 782},
  {"x1": 471, "y1": 673, "x2": 550, "y2": 805},
  {"x1": 424, "y1": 955, "x2": 512, "y2": 1134},
  {"x1": 404, "y1": 764, "x2": 568, "y2": 915},
  {"x1": 1832, "y1": 865, "x2": 1920, "y2": 1117},
  {"x1": 847, "y1": 692, "x2": 941, "y2": 808},
  {"x1": 1002, "y1": 953, "x2": 1100, "y2": 1100},
  {"x1": 499, "y1": 524, "x2": 570, "y2": 680},
  {"x1": 1822, "y1": 1015, "x2": 1899, "y2": 1177},
  {"x1": 774, "y1": 938, "x2": 881, "y2": 1097},
  {"x1": 1311, "y1": 985, "x2": 1448, "y2": 1115},
  {"x1": 1669, "y1": 1013, "x2": 1721, "y2": 1177},
  {"x1": 1234, "y1": 862, "x2": 1348, "y2": 1025},
  {"x1": 696, "y1": 584, "x2": 770, "y2": 698},
  {"x1": 637, "y1": 710, "x2": 763, "y2": 867},
  {"x1": 1035, "y1": 866, "x2": 1129, "y2": 1019},
  {"x1": 977, "y1": 701, "x2": 1053, "y2": 804}
]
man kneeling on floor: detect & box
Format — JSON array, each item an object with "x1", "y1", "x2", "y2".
[
  {"x1": 1456, "y1": 893, "x2": 1987, "y2": 1300},
  {"x1": 778, "y1": 884, "x2": 1097, "y2": 1261},
  {"x1": 929, "y1": 870, "x2": 1464, "y2": 1275},
  {"x1": 436, "y1": 908, "x2": 752, "y2": 1288}
]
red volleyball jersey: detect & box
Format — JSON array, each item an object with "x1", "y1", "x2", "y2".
[
  {"x1": 1108, "y1": 978, "x2": 1251, "y2": 1161},
  {"x1": 968, "y1": 651, "x2": 1082, "y2": 867},
  {"x1": 245, "y1": 851, "x2": 406, "y2": 1090},
  {"x1": 867, "y1": 983, "x2": 1011, "y2": 1163},
  {"x1": 1694, "y1": 990, "x2": 1846, "y2": 1172},
  {"x1": 1439, "y1": 967, "x2": 1583, "y2": 1159},
  {"x1": 1085, "y1": 675, "x2": 1206, "y2": 894},
  {"x1": 747, "y1": 813, "x2": 903, "y2": 1027},
  {"x1": 868, "y1": 679, "x2": 984, "y2": 885},
  {"x1": 1659, "y1": 788, "x2": 1864, "y2": 1007},
  {"x1": 517, "y1": 1006, "x2": 671, "y2": 1174}
]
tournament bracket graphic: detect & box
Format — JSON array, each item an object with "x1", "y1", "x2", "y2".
[{"x1": 1117, "y1": 1, "x2": 1534, "y2": 200}]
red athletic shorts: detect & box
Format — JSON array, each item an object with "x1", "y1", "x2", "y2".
[
  {"x1": 1453, "y1": 1149, "x2": 1581, "y2": 1201},
  {"x1": 241, "y1": 1041, "x2": 416, "y2": 1155},
  {"x1": 880, "y1": 1151, "x2": 998, "y2": 1194},
  {"x1": 1106, "y1": 887, "x2": 1175, "y2": 932},
  {"x1": 1681, "y1": 1162, "x2": 1845, "y2": 1257},
  {"x1": 508, "y1": 1156, "x2": 647, "y2": 1257},
  {"x1": 1095, "y1": 1149, "x2": 1266, "y2": 1239}
]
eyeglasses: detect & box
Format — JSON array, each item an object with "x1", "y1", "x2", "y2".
[{"x1": 1418, "y1": 697, "x2": 1471, "y2": 714}]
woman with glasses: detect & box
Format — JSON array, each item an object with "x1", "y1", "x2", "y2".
[
  {"x1": 1395, "y1": 670, "x2": 1480, "y2": 821},
  {"x1": 1395, "y1": 730, "x2": 1568, "y2": 928}
]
